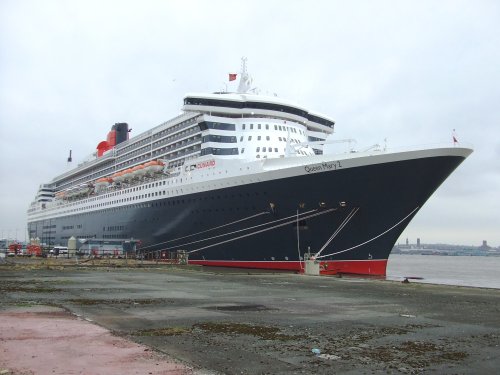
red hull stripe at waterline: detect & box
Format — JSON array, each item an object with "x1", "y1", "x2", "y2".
[{"x1": 188, "y1": 259, "x2": 388, "y2": 276}]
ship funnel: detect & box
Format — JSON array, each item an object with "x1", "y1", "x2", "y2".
[
  {"x1": 113, "y1": 123, "x2": 129, "y2": 145},
  {"x1": 96, "y1": 122, "x2": 130, "y2": 157}
]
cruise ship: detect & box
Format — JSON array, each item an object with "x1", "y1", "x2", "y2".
[{"x1": 27, "y1": 60, "x2": 472, "y2": 275}]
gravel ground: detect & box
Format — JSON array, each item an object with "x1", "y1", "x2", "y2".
[{"x1": 1, "y1": 259, "x2": 499, "y2": 374}]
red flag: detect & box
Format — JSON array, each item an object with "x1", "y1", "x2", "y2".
[{"x1": 229, "y1": 73, "x2": 237, "y2": 81}]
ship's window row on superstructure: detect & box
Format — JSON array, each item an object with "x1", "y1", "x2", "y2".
[
  {"x1": 117, "y1": 137, "x2": 150, "y2": 155},
  {"x1": 152, "y1": 126, "x2": 199, "y2": 149},
  {"x1": 149, "y1": 117, "x2": 199, "y2": 142},
  {"x1": 54, "y1": 117, "x2": 201, "y2": 194},
  {"x1": 200, "y1": 147, "x2": 239, "y2": 156},
  {"x1": 186, "y1": 98, "x2": 334, "y2": 127},
  {"x1": 49, "y1": 115, "x2": 320, "y2": 201},
  {"x1": 185, "y1": 97, "x2": 310, "y2": 118},
  {"x1": 202, "y1": 135, "x2": 237, "y2": 143},
  {"x1": 117, "y1": 145, "x2": 151, "y2": 163},
  {"x1": 241, "y1": 123, "x2": 305, "y2": 135},
  {"x1": 198, "y1": 121, "x2": 235, "y2": 131},
  {"x1": 30, "y1": 190, "x2": 279, "y2": 233}
]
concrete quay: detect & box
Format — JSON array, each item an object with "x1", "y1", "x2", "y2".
[{"x1": 1, "y1": 260, "x2": 499, "y2": 374}]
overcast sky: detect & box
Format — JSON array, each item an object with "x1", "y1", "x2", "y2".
[{"x1": 1, "y1": 0, "x2": 499, "y2": 246}]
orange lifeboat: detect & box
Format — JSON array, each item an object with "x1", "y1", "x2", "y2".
[
  {"x1": 151, "y1": 160, "x2": 165, "y2": 173},
  {"x1": 143, "y1": 161, "x2": 156, "y2": 175},
  {"x1": 143, "y1": 160, "x2": 164, "y2": 175},
  {"x1": 131, "y1": 165, "x2": 145, "y2": 178},
  {"x1": 136, "y1": 164, "x2": 146, "y2": 177},
  {"x1": 95, "y1": 177, "x2": 112, "y2": 189},
  {"x1": 122, "y1": 168, "x2": 134, "y2": 182},
  {"x1": 55, "y1": 191, "x2": 66, "y2": 200},
  {"x1": 112, "y1": 171, "x2": 125, "y2": 183}
]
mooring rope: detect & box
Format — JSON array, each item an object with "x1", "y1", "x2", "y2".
[
  {"x1": 187, "y1": 207, "x2": 338, "y2": 254},
  {"x1": 314, "y1": 207, "x2": 359, "y2": 257},
  {"x1": 175, "y1": 208, "x2": 320, "y2": 250},
  {"x1": 315, "y1": 206, "x2": 420, "y2": 259},
  {"x1": 140, "y1": 211, "x2": 270, "y2": 250}
]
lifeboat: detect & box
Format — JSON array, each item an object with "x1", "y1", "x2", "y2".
[
  {"x1": 75, "y1": 184, "x2": 90, "y2": 198},
  {"x1": 121, "y1": 168, "x2": 134, "y2": 182},
  {"x1": 95, "y1": 177, "x2": 112, "y2": 189},
  {"x1": 110, "y1": 171, "x2": 121, "y2": 184},
  {"x1": 143, "y1": 160, "x2": 165, "y2": 175},
  {"x1": 151, "y1": 160, "x2": 165, "y2": 173},
  {"x1": 95, "y1": 177, "x2": 113, "y2": 190},
  {"x1": 131, "y1": 165, "x2": 145, "y2": 179},
  {"x1": 65, "y1": 189, "x2": 77, "y2": 199},
  {"x1": 142, "y1": 161, "x2": 155, "y2": 176},
  {"x1": 55, "y1": 191, "x2": 66, "y2": 200}
]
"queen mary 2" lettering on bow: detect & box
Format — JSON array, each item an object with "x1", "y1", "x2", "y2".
[{"x1": 304, "y1": 161, "x2": 342, "y2": 173}]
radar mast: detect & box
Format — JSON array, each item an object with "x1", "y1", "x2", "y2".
[{"x1": 237, "y1": 57, "x2": 254, "y2": 94}]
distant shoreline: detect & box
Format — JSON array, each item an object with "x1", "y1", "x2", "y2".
[{"x1": 393, "y1": 252, "x2": 500, "y2": 257}]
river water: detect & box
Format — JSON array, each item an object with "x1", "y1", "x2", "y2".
[{"x1": 386, "y1": 254, "x2": 500, "y2": 289}]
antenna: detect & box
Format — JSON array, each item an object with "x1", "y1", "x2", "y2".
[
  {"x1": 237, "y1": 57, "x2": 253, "y2": 94},
  {"x1": 241, "y1": 57, "x2": 247, "y2": 74},
  {"x1": 67, "y1": 150, "x2": 73, "y2": 163}
]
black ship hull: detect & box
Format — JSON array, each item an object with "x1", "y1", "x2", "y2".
[{"x1": 28, "y1": 152, "x2": 467, "y2": 276}]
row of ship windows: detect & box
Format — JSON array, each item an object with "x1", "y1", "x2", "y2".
[
  {"x1": 117, "y1": 137, "x2": 150, "y2": 155},
  {"x1": 36, "y1": 180, "x2": 173, "y2": 216},
  {"x1": 60, "y1": 155, "x2": 150, "y2": 192},
  {"x1": 70, "y1": 142, "x2": 193, "y2": 190},
  {"x1": 152, "y1": 139, "x2": 201, "y2": 157},
  {"x1": 117, "y1": 145, "x2": 150, "y2": 163},
  {"x1": 237, "y1": 147, "x2": 309, "y2": 156},
  {"x1": 151, "y1": 117, "x2": 198, "y2": 141},
  {"x1": 154, "y1": 148, "x2": 200, "y2": 168},
  {"x1": 86, "y1": 191, "x2": 269, "y2": 215},
  {"x1": 60, "y1": 190, "x2": 184, "y2": 214},
  {"x1": 102, "y1": 234, "x2": 128, "y2": 239},
  {"x1": 241, "y1": 123, "x2": 303, "y2": 135},
  {"x1": 202, "y1": 135, "x2": 237, "y2": 143},
  {"x1": 117, "y1": 117, "x2": 198, "y2": 155},
  {"x1": 152, "y1": 127, "x2": 200, "y2": 149},
  {"x1": 33, "y1": 191, "x2": 271, "y2": 228},
  {"x1": 59, "y1": 235, "x2": 95, "y2": 240},
  {"x1": 200, "y1": 148, "x2": 239, "y2": 156},
  {"x1": 55, "y1": 120, "x2": 312, "y2": 193},
  {"x1": 199, "y1": 121, "x2": 235, "y2": 131},
  {"x1": 184, "y1": 98, "x2": 312, "y2": 119},
  {"x1": 190, "y1": 98, "x2": 335, "y2": 127},
  {"x1": 60, "y1": 130, "x2": 196, "y2": 190},
  {"x1": 51, "y1": 224, "x2": 83, "y2": 231},
  {"x1": 115, "y1": 153, "x2": 150, "y2": 171},
  {"x1": 54, "y1": 117, "x2": 312, "y2": 191},
  {"x1": 116, "y1": 145, "x2": 199, "y2": 174},
  {"x1": 35, "y1": 166, "x2": 270, "y2": 219},
  {"x1": 238, "y1": 135, "x2": 304, "y2": 144},
  {"x1": 105, "y1": 225, "x2": 125, "y2": 231},
  {"x1": 57, "y1": 160, "x2": 126, "y2": 192},
  {"x1": 59, "y1": 120, "x2": 199, "y2": 190}
]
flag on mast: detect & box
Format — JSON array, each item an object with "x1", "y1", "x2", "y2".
[
  {"x1": 452, "y1": 129, "x2": 458, "y2": 144},
  {"x1": 229, "y1": 73, "x2": 237, "y2": 81}
]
